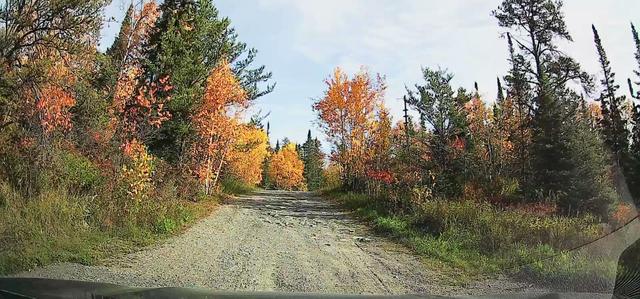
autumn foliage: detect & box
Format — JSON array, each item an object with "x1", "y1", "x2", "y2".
[
  {"x1": 190, "y1": 60, "x2": 248, "y2": 194},
  {"x1": 0, "y1": 0, "x2": 281, "y2": 275},
  {"x1": 268, "y1": 143, "x2": 306, "y2": 191},
  {"x1": 313, "y1": 67, "x2": 385, "y2": 189},
  {"x1": 227, "y1": 125, "x2": 270, "y2": 186}
]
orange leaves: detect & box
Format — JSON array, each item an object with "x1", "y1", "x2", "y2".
[
  {"x1": 268, "y1": 143, "x2": 305, "y2": 190},
  {"x1": 108, "y1": 1, "x2": 165, "y2": 145},
  {"x1": 32, "y1": 57, "x2": 77, "y2": 135},
  {"x1": 189, "y1": 60, "x2": 248, "y2": 194},
  {"x1": 198, "y1": 60, "x2": 248, "y2": 120},
  {"x1": 313, "y1": 68, "x2": 385, "y2": 141},
  {"x1": 37, "y1": 84, "x2": 75, "y2": 134},
  {"x1": 110, "y1": 66, "x2": 171, "y2": 143},
  {"x1": 611, "y1": 202, "x2": 637, "y2": 227},
  {"x1": 313, "y1": 67, "x2": 386, "y2": 183},
  {"x1": 123, "y1": 1, "x2": 160, "y2": 64}
]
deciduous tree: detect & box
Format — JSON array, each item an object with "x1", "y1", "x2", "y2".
[
  {"x1": 189, "y1": 60, "x2": 247, "y2": 195},
  {"x1": 226, "y1": 124, "x2": 269, "y2": 186},
  {"x1": 268, "y1": 143, "x2": 305, "y2": 191},
  {"x1": 313, "y1": 67, "x2": 385, "y2": 190}
]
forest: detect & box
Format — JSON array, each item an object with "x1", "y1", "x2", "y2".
[
  {"x1": 311, "y1": 0, "x2": 640, "y2": 288},
  {"x1": 0, "y1": 0, "x2": 639, "y2": 291}
]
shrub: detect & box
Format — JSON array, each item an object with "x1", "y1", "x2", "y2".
[{"x1": 55, "y1": 150, "x2": 103, "y2": 193}]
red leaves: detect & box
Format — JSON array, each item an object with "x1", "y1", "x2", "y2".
[{"x1": 366, "y1": 169, "x2": 394, "y2": 184}]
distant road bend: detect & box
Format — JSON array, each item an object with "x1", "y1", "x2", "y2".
[{"x1": 15, "y1": 190, "x2": 537, "y2": 296}]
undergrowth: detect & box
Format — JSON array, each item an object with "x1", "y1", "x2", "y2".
[{"x1": 324, "y1": 189, "x2": 619, "y2": 291}]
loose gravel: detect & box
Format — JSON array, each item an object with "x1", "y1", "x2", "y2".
[{"x1": 12, "y1": 190, "x2": 542, "y2": 296}]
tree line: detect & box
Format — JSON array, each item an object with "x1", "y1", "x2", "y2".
[
  {"x1": 314, "y1": 0, "x2": 640, "y2": 221},
  {"x1": 0, "y1": 0, "x2": 277, "y2": 229}
]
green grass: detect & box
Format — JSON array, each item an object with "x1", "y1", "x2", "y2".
[
  {"x1": 323, "y1": 189, "x2": 618, "y2": 291},
  {"x1": 0, "y1": 180, "x2": 221, "y2": 275},
  {"x1": 220, "y1": 176, "x2": 259, "y2": 196}
]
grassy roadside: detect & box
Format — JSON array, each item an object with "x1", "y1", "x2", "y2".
[
  {"x1": 322, "y1": 189, "x2": 619, "y2": 291},
  {"x1": 0, "y1": 179, "x2": 255, "y2": 275}
]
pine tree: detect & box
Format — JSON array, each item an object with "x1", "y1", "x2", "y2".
[
  {"x1": 494, "y1": 0, "x2": 612, "y2": 214},
  {"x1": 405, "y1": 67, "x2": 471, "y2": 197},
  {"x1": 106, "y1": 4, "x2": 134, "y2": 68},
  {"x1": 503, "y1": 32, "x2": 533, "y2": 184},
  {"x1": 144, "y1": 0, "x2": 273, "y2": 162},
  {"x1": 274, "y1": 140, "x2": 280, "y2": 152},
  {"x1": 592, "y1": 24, "x2": 628, "y2": 163},
  {"x1": 626, "y1": 23, "x2": 640, "y2": 205},
  {"x1": 301, "y1": 130, "x2": 325, "y2": 191}
]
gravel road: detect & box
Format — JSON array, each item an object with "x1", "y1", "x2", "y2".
[{"x1": 14, "y1": 190, "x2": 540, "y2": 296}]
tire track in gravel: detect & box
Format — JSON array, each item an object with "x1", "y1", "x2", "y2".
[{"x1": 12, "y1": 190, "x2": 540, "y2": 296}]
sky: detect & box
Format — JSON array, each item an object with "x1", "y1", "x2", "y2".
[{"x1": 99, "y1": 0, "x2": 640, "y2": 147}]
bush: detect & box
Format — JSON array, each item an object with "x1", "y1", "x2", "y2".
[{"x1": 55, "y1": 150, "x2": 103, "y2": 193}]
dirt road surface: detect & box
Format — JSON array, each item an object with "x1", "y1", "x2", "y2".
[{"x1": 14, "y1": 190, "x2": 540, "y2": 296}]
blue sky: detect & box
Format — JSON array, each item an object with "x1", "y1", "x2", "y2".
[{"x1": 99, "y1": 0, "x2": 640, "y2": 147}]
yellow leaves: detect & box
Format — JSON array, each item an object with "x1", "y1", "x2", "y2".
[
  {"x1": 226, "y1": 125, "x2": 269, "y2": 186},
  {"x1": 120, "y1": 139, "x2": 154, "y2": 204},
  {"x1": 268, "y1": 143, "x2": 306, "y2": 190}
]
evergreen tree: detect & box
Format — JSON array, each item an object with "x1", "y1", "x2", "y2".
[
  {"x1": 494, "y1": 0, "x2": 613, "y2": 214},
  {"x1": 405, "y1": 67, "x2": 471, "y2": 197},
  {"x1": 144, "y1": 0, "x2": 274, "y2": 162},
  {"x1": 632, "y1": 23, "x2": 640, "y2": 83},
  {"x1": 301, "y1": 130, "x2": 325, "y2": 191},
  {"x1": 274, "y1": 140, "x2": 280, "y2": 152},
  {"x1": 626, "y1": 23, "x2": 640, "y2": 204},
  {"x1": 592, "y1": 24, "x2": 628, "y2": 163},
  {"x1": 106, "y1": 4, "x2": 134, "y2": 68},
  {"x1": 503, "y1": 32, "x2": 533, "y2": 184},
  {"x1": 496, "y1": 77, "x2": 505, "y2": 103},
  {"x1": 261, "y1": 141, "x2": 273, "y2": 189},
  {"x1": 561, "y1": 98, "x2": 616, "y2": 218}
]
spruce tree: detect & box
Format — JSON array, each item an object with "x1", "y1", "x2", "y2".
[
  {"x1": 496, "y1": 77, "x2": 505, "y2": 103},
  {"x1": 562, "y1": 98, "x2": 616, "y2": 218},
  {"x1": 632, "y1": 23, "x2": 640, "y2": 82},
  {"x1": 592, "y1": 24, "x2": 628, "y2": 163},
  {"x1": 106, "y1": 4, "x2": 134, "y2": 68},
  {"x1": 301, "y1": 130, "x2": 325, "y2": 191},
  {"x1": 628, "y1": 102, "x2": 640, "y2": 205}
]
